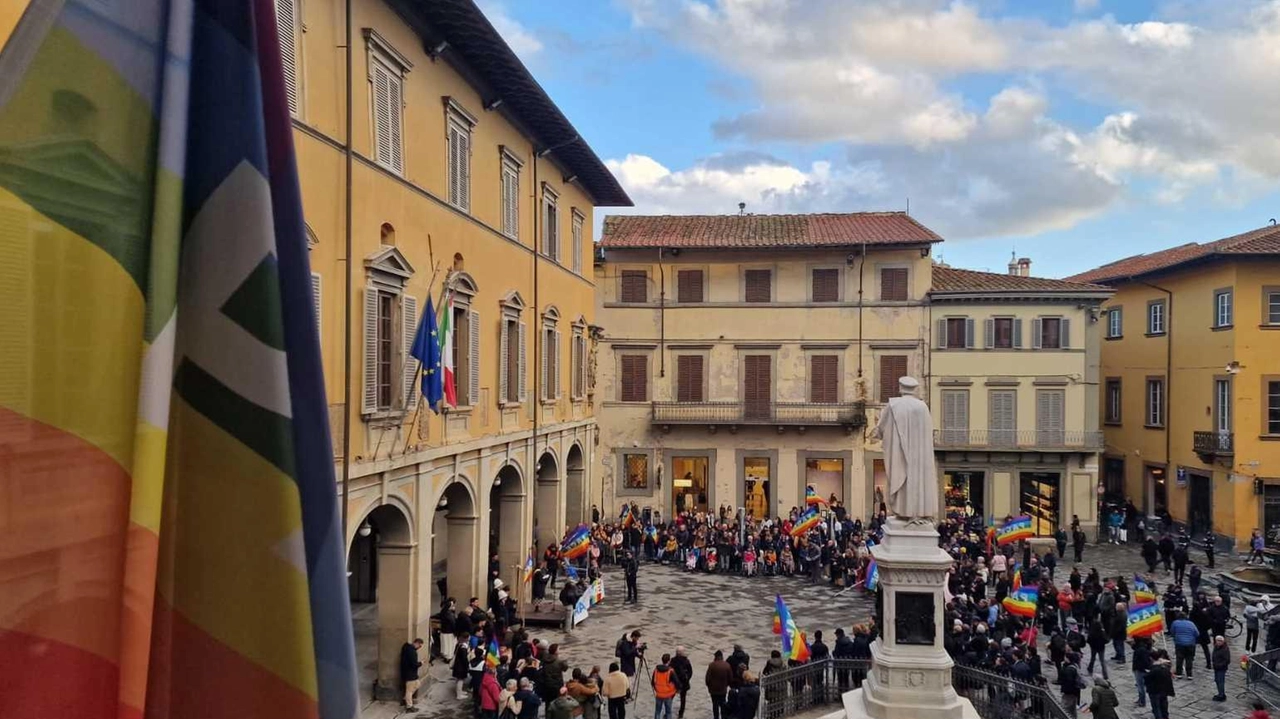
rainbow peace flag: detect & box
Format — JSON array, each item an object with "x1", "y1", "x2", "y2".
[
  {"x1": 619, "y1": 504, "x2": 636, "y2": 529},
  {"x1": 523, "y1": 555, "x2": 535, "y2": 584},
  {"x1": 0, "y1": 3, "x2": 358, "y2": 718},
  {"x1": 1003, "y1": 585, "x2": 1039, "y2": 618},
  {"x1": 997, "y1": 515, "x2": 1034, "y2": 545},
  {"x1": 772, "y1": 608, "x2": 782, "y2": 635},
  {"x1": 1127, "y1": 603, "x2": 1165, "y2": 638},
  {"x1": 1133, "y1": 575, "x2": 1157, "y2": 608},
  {"x1": 775, "y1": 595, "x2": 811, "y2": 661},
  {"x1": 561, "y1": 524, "x2": 592, "y2": 560},
  {"x1": 790, "y1": 507, "x2": 822, "y2": 537},
  {"x1": 565, "y1": 564, "x2": 580, "y2": 581},
  {"x1": 805, "y1": 485, "x2": 828, "y2": 506},
  {"x1": 865, "y1": 560, "x2": 880, "y2": 591},
  {"x1": 485, "y1": 637, "x2": 501, "y2": 668},
  {"x1": 645, "y1": 525, "x2": 658, "y2": 542},
  {"x1": 1012, "y1": 568, "x2": 1022, "y2": 592}
]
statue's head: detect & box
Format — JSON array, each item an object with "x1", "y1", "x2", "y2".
[{"x1": 898, "y1": 376, "x2": 920, "y2": 398}]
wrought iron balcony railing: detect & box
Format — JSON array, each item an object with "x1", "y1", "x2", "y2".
[
  {"x1": 1193, "y1": 430, "x2": 1233, "y2": 455},
  {"x1": 933, "y1": 428, "x2": 1104, "y2": 450},
  {"x1": 651, "y1": 401, "x2": 866, "y2": 427}
]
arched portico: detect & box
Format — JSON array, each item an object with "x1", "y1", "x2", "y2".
[
  {"x1": 533, "y1": 451, "x2": 562, "y2": 550},
  {"x1": 488, "y1": 463, "x2": 526, "y2": 590},
  {"x1": 347, "y1": 502, "x2": 414, "y2": 701},
  {"x1": 565, "y1": 443, "x2": 586, "y2": 528}
]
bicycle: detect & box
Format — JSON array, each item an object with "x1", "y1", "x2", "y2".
[{"x1": 1226, "y1": 615, "x2": 1244, "y2": 640}]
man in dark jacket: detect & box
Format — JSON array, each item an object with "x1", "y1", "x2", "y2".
[
  {"x1": 1211, "y1": 635, "x2": 1231, "y2": 701},
  {"x1": 727, "y1": 645, "x2": 750, "y2": 688},
  {"x1": 705, "y1": 650, "x2": 733, "y2": 719},
  {"x1": 1172, "y1": 544, "x2": 1188, "y2": 585},
  {"x1": 1131, "y1": 638, "x2": 1152, "y2": 708},
  {"x1": 1158, "y1": 534, "x2": 1175, "y2": 572},
  {"x1": 539, "y1": 644, "x2": 569, "y2": 706},
  {"x1": 1057, "y1": 652, "x2": 1083, "y2": 714},
  {"x1": 1072, "y1": 529, "x2": 1087, "y2": 563},
  {"x1": 833, "y1": 628, "x2": 855, "y2": 690},
  {"x1": 1144, "y1": 653, "x2": 1175, "y2": 719},
  {"x1": 1108, "y1": 603, "x2": 1128, "y2": 663},
  {"x1": 670, "y1": 646, "x2": 693, "y2": 718},
  {"x1": 622, "y1": 550, "x2": 640, "y2": 603},
  {"x1": 399, "y1": 638, "x2": 424, "y2": 711},
  {"x1": 617, "y1": 631, "x2": 642, "y2": 678},
  {"x1": 735, "y1": 672, "x2": 761, "y2": 719}
]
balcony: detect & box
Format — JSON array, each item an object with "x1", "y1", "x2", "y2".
[
  {"x1": 1193, "y1": 430, "x2": 1233, "y2": 458},
  {"x1": 933, "y1": 429, "x2": 1104, "y2": 451},
  {"x1": 651, "y1": 401, "x2": 866, "y2": 432}
]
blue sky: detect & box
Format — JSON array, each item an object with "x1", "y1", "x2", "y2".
[{"x1": 480, "y1": 0, "x2": 1280, "y2": 278}]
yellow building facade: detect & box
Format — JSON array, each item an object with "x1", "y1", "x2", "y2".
[
  {"x1": 277, "y1": 0, "x2": 629, "y2": 694},
  {"x1": 594, "y1": 213, "x2": 941, "y2": 522},
  {"x1": 928, "y1": 264, "x2": 1111, "y2": 535},
  {"x1": 1068, "y1": 225, "x2": 1280, "y2": 548}
]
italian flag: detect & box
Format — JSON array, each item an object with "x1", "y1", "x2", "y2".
[{"x1": 440, "y1": 295, "x2": 456, "y2": 406}]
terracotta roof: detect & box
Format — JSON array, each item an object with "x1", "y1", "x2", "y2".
[
  {"x1": 599, "y1": 212, "x2": 942, "y2": 249},
  {"x1": 931, "y1": 266, "x2": 1111, "y2": 294},
  {"x1": 1066, "y1": 223, "x2": 1280, "y2": 284}
]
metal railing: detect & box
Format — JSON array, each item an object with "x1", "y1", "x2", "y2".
[
  {"x1": 952, "y1": 663, "x2": 1072, "y2": 719},
  {"x1": 1193, "y1": 430, "x2": 1234, "y2": 455},
  {"x1": 757, "y1": 659, "x2": 1070, "y2": 719},
  {"x1": 652, "y1": 401, "x2": 866, "y2": 427},
  {"x1": 1244, "y1": 649, "x2": 1280, "y2": 711},
  {"x1": 933, "y1": 429, "x2": 1103, "y2": 450},
  {"x1": 759, "y1": 658, "x2": 870, "y2": 719}
]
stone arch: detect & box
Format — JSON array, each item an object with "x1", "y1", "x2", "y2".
[
  {"x1": 565, "y1": 442, "x2": 587, "y2": 528},
  {"x1": 488, "y1": 463, "x2": 526, "y2": 591},
  {"x1": 346, "y1": 501, "x2": 415, "y2": 701},
  {"x1": 533, "y1": 450, "x2": 562, "y2": 550},
  {"x1": 428, "y1": 476, "x2": 479, "y2": 635}
]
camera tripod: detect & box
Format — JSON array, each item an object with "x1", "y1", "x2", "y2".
[{"x1": 628, "y1": 651, "x2": 651, "y2": 704}]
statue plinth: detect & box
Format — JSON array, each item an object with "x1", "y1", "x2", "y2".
[{"x1": 824, "y1": 518, "x2": 978, "y2": 719}]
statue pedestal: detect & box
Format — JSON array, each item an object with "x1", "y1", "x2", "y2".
[{"x1": 824, "y1": 518, "x2": 978, "y2": 719}]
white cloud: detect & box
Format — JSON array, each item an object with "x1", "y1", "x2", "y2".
[
  {"x1": 476, "y1": 1, "x2": 543, "y2": 58},
  {"x1": 1074, "y1": 0, "x2": 1100, "y2": 12},
  {"x1": 1117, "y1": 21, "x2": 1195, "y2": 48}
]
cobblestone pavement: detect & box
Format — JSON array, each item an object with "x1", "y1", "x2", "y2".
[{"x1": 372, "y1": 542, "x2": 1263, "y2": 719}]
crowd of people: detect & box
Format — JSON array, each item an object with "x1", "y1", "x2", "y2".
[{"x1": 404, "y1": 499, "x2": 1274, "y2": 719}]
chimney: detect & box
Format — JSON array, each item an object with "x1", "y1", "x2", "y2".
[{"x1": 1017, "y1": 257, "x2": 1031, "y2": 276}]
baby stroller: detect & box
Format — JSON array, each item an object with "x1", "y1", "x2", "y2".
[
  {"x1": 762, "y1": 549, "x2": 777, "y2": 576},
  {"x1": 705, "y1": 547, "x2": 719, "y2": 572},
  {"x1": 685, "y1": 549, "x2": 698, "y2": 572}
]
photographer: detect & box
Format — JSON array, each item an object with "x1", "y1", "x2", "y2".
[{"x1": 616, "y1": 631, "x2": 643, "y2": 680}]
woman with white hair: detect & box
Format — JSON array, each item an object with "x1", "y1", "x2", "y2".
[{"x1": 497, "y1": 678, "x2": 521, "y2": 719}]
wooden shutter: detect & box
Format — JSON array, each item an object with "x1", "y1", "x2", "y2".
[
  {"x1": 579, "y1": 336, "x2": 589, "y2": 397},
  {"x1": 362, "y1": 286, "x2": 379, "y2": 414},
  {"x1": 880, "y1": 267, "x2": 908, "y2": 301},
  {"x1": 1060, "y1": 318, "x2": 1070, "y2": 349},
  {"x1": 372, "y1": 63, "x2": 393, "y2": 168},
  {"x1": 621, "y1": 355, "x2": 647, "y2": 402},
  {"x1": 984, "y1": 318, "x2": 994, "y2": 349},
  {"x1": 965, "y1": 318, "x2": 975, "y2": 349},
  {"x1": 989, "y1": 390, "x2": 1016, "y2": 445},
  {"x1": 402, "y1": 295, "x2": 418, "y2": 410},
  {"x1": 311, "y1": 272, "x2": 322, "y2": 341},
  {"x1": 810, "y1": 355, "x2": 838, "y2": 403},
  {"x1": 677, "y1": 269, "x2": 704, "y2": 303},
  {"x1": 518, "y1": 322, "x2": 527, "y2": 401},
  {"x1": 812, "y1": 268, "x2": 839, "y2": 302},
  {"x1": 935, "y1": 318, "x2": 946, "y2": 349},
  {"x1": 387, "y1": 73, "x2": 402, "y2": 173},
  {"x1": 448, "y1": 126, "x2": 460, "y2": 206},
  {"x1": 1031, "y1": 318, "x2": 1042, "y2": 349},
  {"x1": 468, "y1": 310, "x2": 480, "y2": 406},
  {"x1": 677, "y1": 355, "x2": 705, "y2": 402},
  {"x1": 499, "y1": 319, "x2": 509, "y2": 403},
  {"x1": 620, "y1": 270, "x2": 647, "y2": 303},
  {"x1": 1013, "y1": 319, "x2": 1023, "y2": 349},
  {"x1": 573, "y1": 216, "x2": 583, "y2": 274},
  {"x1": 541, "y1": 329, "x2": 550, "y2": 400},
  {"x1": 1037, "y1": 390, "x2": 1065, "y2": 444},
  {"x1": 879, "y1": 355, "x2": 907, "y2": 403},
  {"x1": 458, "y1": 128, "x2": 470, "y2": 211},
  {"x1": 745, "y1": 269, "x2": 772, "y2": 302},
  {"x1": 276, "y1": 0, "x2": 299, "y2": 115},
  {"x1": 554, "y1": 329, "x2": 562, "y2": 398},
  {"x1": 942, "y1": 390, "x2": 969, "y2": 445},
  {"x1": 744, "y1": 355, "x2": 772, "y2": 419}
]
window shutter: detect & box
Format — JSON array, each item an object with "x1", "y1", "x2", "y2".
[
  {"x1": 372, "y1": 64, "x2": 393, "y2": 168},
  {"x1": 677, "y1": 355, "x2": 704, "y2": 402},
  {"x1": 499, "y1": 319, "x2": 509, "y2": 404},
  {"x1": 580, "y1": 336, "x2": 589, "y2": 397},
  {"x1": 621, "y1": 271, "x2": 647, "y2": 303},
  {"x1": 1060, "y1": 318, "x2": 1071, "y2": 349},
  {"x1": 880, "y1": 268, "x2": 908, "y2": 301},
  {"x1": 458, "y1": 129, "x2": 470, "y2": 211},
  {"x1": 678, "y1": 269, "x2": 704, "y2": 303},
  {"x1": 448, "y1": 127, "x2": 460, "y2": 206},
  {"x1": 402, "y1": 295, "x2": 418, "y2": 410},
  {"x1": 812, "y1": 268, "x2": 839, "y2": 302},
  {"x1": 276, "y1": 0, "x2": 299, "y2": 115},
  {"x1": 1031, "y1": 318, "x2": 1042, "y2": 350},
  {"x1": 810, "y1": 355, "x2": 838, "y2": 403},
  {"x1": 517, "y1": 322, "x2": 527, "y2": 402},
  {"x1": 468, "y1": 311, "x2": 480, "y2": 406},
  {"x1": 541, "y1": 330, "x2": 550, "y2": 400},
  {"x1": 984, "y1": 318, "x2": 994, "y2": 349},
  {"x1": 554, "y1": 330, "x2": 562, "y2": 398},
  {"x1": 965, "y1": 318, "x2": 975, "y2": 349},
  {"x1": 573, "y1": 217, "x2": 583, "y2": 274},
  {"x1": 879, "y1": 355, "x2": 907, "y2": 403},
  {"x1": 936, "y1": 319, "x2": 947, "y2": 349},
  {"x1": 311, "y1": 272, "x2": 322, "y2": 341},
  {"x1": 745, "y1": 269, "x2": 771, "y2": 302},
  {"x1": 362, "y1": 286, "x2": 379, "y2": 414},
  {"x1": 1013, "y1": 319, "x2": 1023, "y2": 349},
  {"x1": 388, "y1": 74, "x2": 403, "y2": 173}
]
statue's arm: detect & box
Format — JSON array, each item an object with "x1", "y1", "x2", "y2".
[{"x1": 869, "y1": 404, "x2": 886, "y2": 440}]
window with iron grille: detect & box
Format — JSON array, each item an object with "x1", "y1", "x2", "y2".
[
  {"x1": 623, "y1": 454, "x2": 649, "y2": 489},
  {"x1": 620, "y1": 270, "x2": 648, "y2": 303},
  {"x1": 677, "y1": 269, "x2": 705, "y2": 303},
  {"x1": 619, "y1": 354, "x2": 648, "y2": 402},
  {"x1": 812, "y1": 268, "x2": 840, "y2": 302},
  {"x1": 744, "y1": 269, "x2": 772, "y2": 303},
  {"x1": 880, "y1": 267, "x2": 908, "y2": 301}
]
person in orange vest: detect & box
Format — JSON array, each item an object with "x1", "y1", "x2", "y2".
[{"x1": 651, "y1": 654, "x2": 680, "y2": 719}]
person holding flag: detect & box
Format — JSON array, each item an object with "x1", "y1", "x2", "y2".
[{"x1": 805, "y1": 485, "x2": 828, "y2": 507}]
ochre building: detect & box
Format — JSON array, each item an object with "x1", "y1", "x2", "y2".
[{"x1": 1068, "y1": 223, "x2": 1280, "y2": 549}]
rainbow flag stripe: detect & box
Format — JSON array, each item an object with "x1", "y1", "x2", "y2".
[
  {"x1": 865, "y1": 560, "x2": 880, "y2": 591},
  {"x1": 805, "y1": 485, "x2": 827, "y2": 506},
  {"x1": 772, "y1": 609, "x2": 782, "y2": 635},
  {"x1": 790, "y1": 507, "x2": 822, "y2": 537},
  {"x1": 997, "y1": 515, "x2": 1034, "y2": 545},
  {"x1": 561, "y1": 525, "x2": 592, "y2": 560},
  {"x1": 1003, "y1": 586, "x2": 1039, "y2": 618},
  {"x1": 1128, "y1": 603, "x2": 1165, "y2": 638},
  {"x1": 775, "y1": 595, "x2": 810, "y2": 661},
  {"x1": 523, "y1": 555, "x2": 535, "y2": 584},
  {"x1": 619, "y1": 504, "x2": 636, "y2": 528},
  {"x1": 485, "y1": 638, "x2": 500, "y2": 668},
  {"x1": 0, "y1": 3, "x2": 358, "y2": 718},
  {"x1": 1133, "y1": 575, "x2": 1157, "y2": 608}
]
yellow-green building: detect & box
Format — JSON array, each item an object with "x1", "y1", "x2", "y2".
[
  {"x1": 928, "y1": 262, "x2": 1112, "y2": 536},
  {"x1": 276, "y1": 0, "x2": 630, "y2": 695},
  {"x1": 1068, "y1": 224, "x2": 1280, "y2": 548}
]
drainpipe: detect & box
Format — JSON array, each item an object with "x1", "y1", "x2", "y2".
[
  {"x1": 531, "y1": 141, "x2": 540, "y2": 542},
  {"x1": 857, "y1": 242, "x2": 866, "y2": 380},
  {"x1": 657, "y1": 248, "x2": 666, "y2": 378},
  {"x1": 1131, "y1": 277, "x2": 1173, "y2": 519},
  {"x1": 340, "y1": 0, "x2": 354, "y2": 542}
]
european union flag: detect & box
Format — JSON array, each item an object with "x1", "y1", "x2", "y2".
[{"x1": 410, "y1": 297, "x2": 444, "y2": 412}]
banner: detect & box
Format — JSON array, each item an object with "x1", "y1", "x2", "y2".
[{"x1": 572, "y1": 579, "x2": 606, "y2": 626}]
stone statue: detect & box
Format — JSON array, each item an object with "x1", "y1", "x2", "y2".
[{"x1": 869, "y1": 376, "x2": 938, "y2": 521}]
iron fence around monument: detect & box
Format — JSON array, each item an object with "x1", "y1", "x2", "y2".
[
  {"x1": 1244, "y1": 649, "x2": 1280, "y2": 711},
  {"x1": 756, "y1": 658, "x2": 1071, "y2": 719}
]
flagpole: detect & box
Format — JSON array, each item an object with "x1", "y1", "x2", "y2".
[{"x1": 399, "y1": 260, "x2": 449, "y2": 455}]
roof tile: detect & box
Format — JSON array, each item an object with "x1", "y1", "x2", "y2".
[
  {"x1": 931, "y1": 266, "x2": 1110, "y2": 294},
  {"x1": 1066, "y1": 224, "x2": 1280, "y2": 283},
  {"x1": 599, "y1": 212, "x2": 942, "y2": 249}
]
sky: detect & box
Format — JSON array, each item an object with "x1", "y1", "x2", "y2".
[{"x1": 477, "y1": 0, "x2": 1280, "y2": 278}]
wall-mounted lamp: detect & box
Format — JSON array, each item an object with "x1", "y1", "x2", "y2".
[{"x1": 358, "y1": 522, "x2": 373, "y2": 538}]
